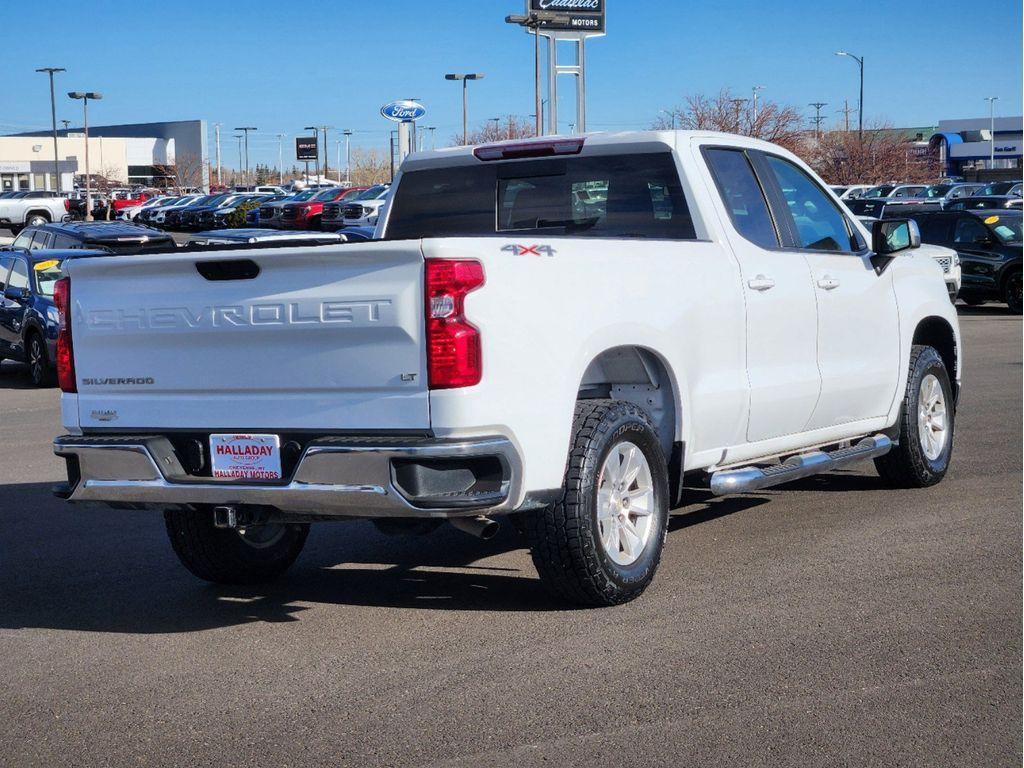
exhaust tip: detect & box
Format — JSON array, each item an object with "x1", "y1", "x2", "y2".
[{"x1": 450, "y1": 515, "x2": 500, "y2": 540}]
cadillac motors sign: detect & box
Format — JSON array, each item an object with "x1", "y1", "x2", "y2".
[
  {"x1": 295, "y1": 137, "x2": 318, "y2": 161},
  {"x1": 529, "y1": 0, "x2": 605, "y2": 33}
]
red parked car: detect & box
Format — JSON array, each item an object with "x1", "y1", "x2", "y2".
[
  {"x1": 109, "y1": 191, "x2": 152, "y2": 215},
  {"x1": 277, "y1": 186, "x2": 365, "y2": 230}
]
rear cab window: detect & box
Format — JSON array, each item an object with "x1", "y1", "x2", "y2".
[{"x1": 385, "y1": 152, "x2": 696, "y2": 241}]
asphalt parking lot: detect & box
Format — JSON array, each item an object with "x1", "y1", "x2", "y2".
[{"x1": 0, "y1": 308, "x2": 1020, "y2": 767}]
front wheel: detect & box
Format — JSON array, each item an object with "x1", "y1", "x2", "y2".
[
  {"x1": 525, "y1": 399, "x2": 669, "y2": 607},
  {"x1": 875, "y1": 345, "x2": 954, "y2": 488},
  {"x1": 1003, "y1": 271, "x2": 1022, "y2": 315},
  {"x1": 164, "y1": 508, "x2": 309, "y2": 584},
  {"x1": 27, "y1": 334, "x2": 53, "y2": 387}
]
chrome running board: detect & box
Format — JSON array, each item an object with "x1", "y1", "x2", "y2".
[{"x1": 709, "y1": 434, "x2": 892, "y2": 496}]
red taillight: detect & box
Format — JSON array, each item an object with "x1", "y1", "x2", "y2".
[
  {"x1": 425, "y1": 259, "x2": 484, "y2": 389},
  {"x1": 64, "y1": 198, "x2": 70, "y2": 212},
  {"x1": 53, "y1": 277, "x2": 76, "y2": 393}
]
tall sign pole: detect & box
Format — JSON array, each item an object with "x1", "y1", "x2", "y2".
[{"x1": 509, "y1": 2, "x2": 605, "y2": 136}]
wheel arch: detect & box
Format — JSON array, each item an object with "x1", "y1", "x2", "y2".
[
  {"x1": 576, "y1": 345, "x2": 686, "y2": 506},
  {"x1": 912, "y1": 315, "x2": 959, "y2": 401},
  {"x1": 24, "y1": 209, "x2": 52, "y2": 223}
]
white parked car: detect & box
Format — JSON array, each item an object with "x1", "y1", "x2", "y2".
[
  {"x1": 51, "y1": 131, "x2": 961, "y2": 606},
  {"x1": 830, "y1": 184, "x2": 873, "y2": 200},
  {"x1": 118, "y1": 195, "x2": 175, "y2": 221},
  {"x1": 339, "y1": 183, "x2": 391, "y2": 227},
  {"x1": 145, "y1": 194, "x2": 204, "y2": 226}
]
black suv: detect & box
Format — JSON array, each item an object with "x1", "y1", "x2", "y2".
[
  {"x1": 887, "y1": 209, "x2": 1022, "y2": 313},
  {"x1": 10, "y1": 221, "x2": 176, "y2": 254}
]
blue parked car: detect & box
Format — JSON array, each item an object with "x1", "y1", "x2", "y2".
[{"x1": 0, "y1": 249, "x2": 106, "y2": 386}]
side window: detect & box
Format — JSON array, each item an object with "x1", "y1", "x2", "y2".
[
  {"x1": 12, "y1": 231, "x2": 33, "y2": 249},
  {"x1": 8, "y1": 258, "x2": 30, "y2": 290},
  {"x1": 704, "y1": 148, "x2": 779, "y2": 249},
  {"x1": 953, "y1": 217, "x2": 989, "y2": 245},
  {"x1": 918, "y1": 217, "x2": 953, "y2": 243},
  {"x1": 30, "y1": 231, "x2": 51, "y2": 250},
  {"x1": 764, "y1": 155, "x2": 856, "y2": 252},
  {"x1": 0, "y1": 256, "x2": 12, "y2": 288}
]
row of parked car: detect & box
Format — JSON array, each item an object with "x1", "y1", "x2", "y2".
[
  {"x1": 119, "y1": 183, "x2": 392, "y2": 234},
  {"x1": 831, "y1": 180, "x2": 1022, "y2": 216}
]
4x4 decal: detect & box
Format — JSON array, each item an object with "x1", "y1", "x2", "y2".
[{"x1": 501, "y1": 244, "x2": 556, "y2": 257}]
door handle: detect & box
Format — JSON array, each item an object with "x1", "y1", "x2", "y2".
[
  {"x1": 817, "y1": 276, "x2": 840, "y2": 290},
  {"x1": 747, "y1": 275, "x2": 775, "y2": 291}
]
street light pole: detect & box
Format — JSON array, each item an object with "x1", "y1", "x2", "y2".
[
  {"x1": 37, "y1": 67, "x2": 66, "y2": 193},
  {"x1": 835, "y1": 51, "x2": 864, "y2": 139},
  {"x1": 751, "y1": 85, "x2": 765, "y2": 124},
  {"x1": 68, "y1": 91, "x2": 101, "y2": 220},
  {"x1": 343, "y1": 129, "x2": 353, "y2": 183},
  {"x1": 445, "y1": 74, "x2": 485, "y2": 145},
  {"x1": 984, "y1": 96, "x2": 999, "y2": 168},
  {"x1": 234, "y1": 135, "x2": 242, "y2": 184},
  {"x1": 234, "y1": 127, "x2": 256, "y2": 187},
  {"x1": 214, "y1": 123, "x2": 222, "y2": 187},
  {"x1": 276, "y1": 134, "x2": 285, "y2": 185}
]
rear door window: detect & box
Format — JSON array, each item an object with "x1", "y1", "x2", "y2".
[
  {"x1": 703, "y1": 148, "x2": 779, "y2": 249},
  {"x1": 386, "y1": 152, "x2": 695, "y2": 240},
  {"x1": 917, "y1": 216, "x2": 953, "y2": 243}
]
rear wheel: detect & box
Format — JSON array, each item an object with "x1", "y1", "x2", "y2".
[
  {"x1": 525, "y1": 400, "x2": 669, "y2": 606},
  {"x1": 164, "y1": 507, "x2": 309, "y2": 584},
  {"x1": 1003, "y1": 270, "x2": 1022, "y2": 315},
  {"x1": 875, "y1": 345, "x2": 954, "y2": 488},
  {"x1": 25, "y1": 213, "x2": 49, "y2": 227}
]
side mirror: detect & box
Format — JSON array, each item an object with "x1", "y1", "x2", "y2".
[
  {"x1": 872, "y1": 218, "x2": 921, "y2": 255},
  {"x1": 3, "y1": 286, "x2": 30, "y2": 301}
]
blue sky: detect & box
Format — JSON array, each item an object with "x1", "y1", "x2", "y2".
[{"x1": 1, "y1": 0, "x2": 1021, "y2": 167}]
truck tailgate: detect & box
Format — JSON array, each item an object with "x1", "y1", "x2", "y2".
[{"x1": 65, "y1": 242, "x2": 429, "y2": 431}]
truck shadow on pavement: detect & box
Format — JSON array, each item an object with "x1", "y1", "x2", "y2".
[
  {"x1": 0, "y1": 361, "x2": 44, "y2": 390},
  {"x1": 0, "y1": 478, "x2": 860, "y2": 632}
]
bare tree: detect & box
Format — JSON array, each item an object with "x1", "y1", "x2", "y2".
[
  {"x1": 453, "y1": 115, "x2": 537, "y2": 147},
  {"x1": 348, "y1": 148, "x2": 390, "y2": 186},
  {"x1": 159, "y1": 152, "x2": 205, "y2": 193},
  {"x1": 808, "y1": 124, "x2": 938, "y2": 184},
  {"x1": 652, "y1": 89, "x2": 805, "y2": 154}
]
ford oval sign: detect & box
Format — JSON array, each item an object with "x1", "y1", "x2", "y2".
[{"x1": 380, "y1": 100, "x2": 426, "y2": 123}]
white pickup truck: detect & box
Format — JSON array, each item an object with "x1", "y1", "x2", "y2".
[
  {"x1": 52, "y1": 131, "x2": 961, "y2": 606},
  {"x1": 0, "y1": 192, "x2": 70, "y2": 232}
]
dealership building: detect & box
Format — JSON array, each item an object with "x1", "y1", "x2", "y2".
[
  {"x1": 929, "y1": 115, "x2": 1023, "y2": 178},
  {"x1": 1, "y1": 119, "x2": 207, "y2": 191}
]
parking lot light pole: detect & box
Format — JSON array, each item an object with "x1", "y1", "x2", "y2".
[
  {"x1": 835, "y1": 51, "x2": 864, "y2": 139},
  {"x1": 213, "y1": 123, "x2": 222, "y2": 187},
  {"x1": 68, "y1": 91, "x2": 101, "y2": 220},
  {"x1": 751, "y1": 85, "x2": 765, "y2": 124},
  {"x1": 445, "y1": 74, "x2": 485, "y2": 145},
  {"x1": 234, "y1": 127, "x2": 256, "y2": 187},
  {"x1": 984, "y1": 96, "x2": 998, "y2": 168},
  {"x1": 276, "y1": 134, "x2": 285, "y2": 185},
  {"x1": 233, "y1": 135, "x2": 243, "y2": 185},
  {"x1": 343, "y1": 129, "x2": 353, "y2": 183},
  {"x1": 37, "y1": 67, "x2": 66, "y2": 193}
]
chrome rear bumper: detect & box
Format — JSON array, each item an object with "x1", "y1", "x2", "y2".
[{"x1": 54, "y1": 434, "x2": 521, "y2": 518}]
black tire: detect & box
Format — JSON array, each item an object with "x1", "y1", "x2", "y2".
[
  {"x1": 875, "y1": 345, "x2": 954, "y2": 488},
  {"x1": 27, "y1": 333, "x2": 54, "y2": 387},
  {"x1": 163, "y1": 507, "x2": 309, "y2": 584},
  {"x1": 1003, "y1": 270, "x2": 1022, "y2": 315},
  {"x1": 525, "y1": 399, "x2": 669, "y2": 607}
]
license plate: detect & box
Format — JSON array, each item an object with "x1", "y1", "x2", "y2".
[{"x1": 210, "y1": 434, "x2": 282, "y2": 480}]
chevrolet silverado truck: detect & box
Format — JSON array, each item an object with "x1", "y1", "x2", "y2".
[
  {"x1": 0, "y1": 192, "x2": 70, "y2": 233},
  {"x1": 51, "y1": 131, "x2": 961, "y2": 606}
]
